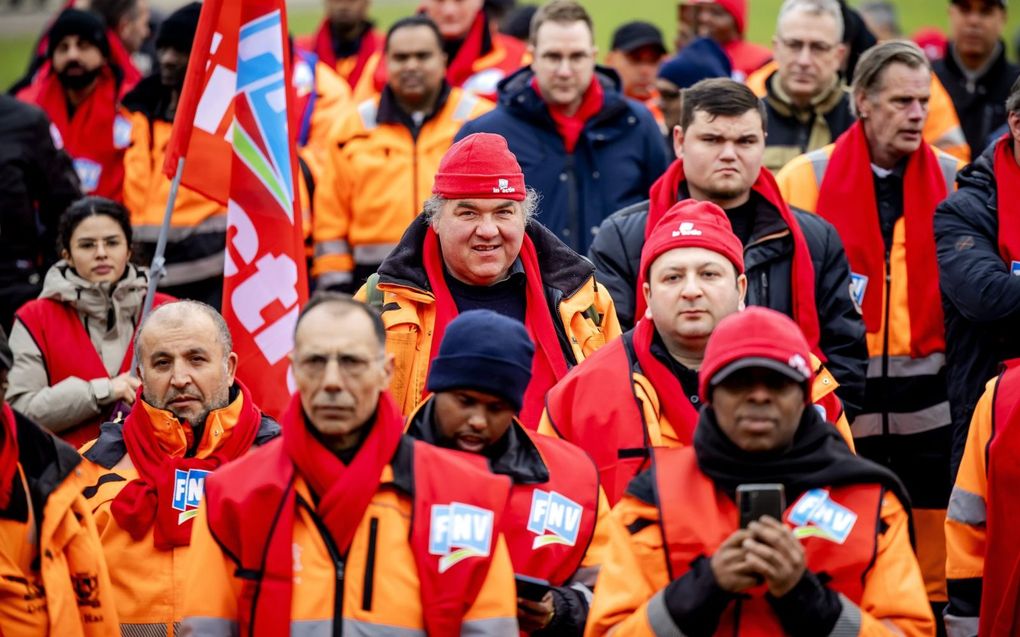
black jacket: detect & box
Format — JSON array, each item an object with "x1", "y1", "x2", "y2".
[
  {"x1": 934, "y1": 43, "x2": 1020, "y2": 159},
  {"x1": 0, "y1": 96, "x2": 81, "y2": 331},
  {"x1": 589, "y1": 194, "x2": 867, "y2": 418},
  {"x1": 934, "y1": 142, "x2": 1020, "y2": 477}
]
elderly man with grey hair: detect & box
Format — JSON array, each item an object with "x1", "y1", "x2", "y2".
[
  {"x1": 77, "y1": 300, "x2": 279, "y2": 635},
  {"x1": 746, "y1": 0, "x2": 853, "y2": 172},
  {"x1": 356, "y1": 132, "x2": 620, "y2": 424}
]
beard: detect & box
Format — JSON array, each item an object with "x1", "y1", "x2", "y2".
[{"x1": 56, "y1": 64, "x2": 102, "y2": 91}]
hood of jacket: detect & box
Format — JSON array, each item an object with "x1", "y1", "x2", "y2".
[
  {"x1": 494, "y1": 64, "x2": 630, "y2": 127},
  {"x1": 377, "y1": 214, "x2": 597, "y2": 299},
  {"x1": 40, "y1": 261, "x2": 152, "y2": 335}
]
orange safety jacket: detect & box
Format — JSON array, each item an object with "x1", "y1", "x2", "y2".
[
  {"x1": 295, "y1": 22, "x2": 384, "y2": 102},
  {"x1": 0, "y1": 407, "x2": 119, "y2": 637},
  {"x1": 585, "y1": 446, "x2": 935, "y2": 636},
  {"x1": 539, "y1": 328, "x2": 854, "y2": 505},
  {"x1": 776, "y1": 141, "x2": 964, "y2": 603},
  {"x1": 182, "y1": 434, "x2": 519, "y2": 635},
  {"x1": 78, "y1": 387, "x2": 279, "y2": 637},
  {"x1": 14, "y1": 293, "x2": 173, "y2": 448},
  {"x1": 313, "y1": 86, "x2": 493, "y2": 289}
]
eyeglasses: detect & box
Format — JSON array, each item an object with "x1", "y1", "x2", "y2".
[
  {"x1": 296, "y1": 353, "x2": 382, "y2": 378},
  {"x1": 778, "y1": 37, "x2": 837, "y2": 56}
]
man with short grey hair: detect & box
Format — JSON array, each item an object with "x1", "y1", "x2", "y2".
[
  {"x1": 357, "y1": 132, "x2": 620, "y2": 424},
  {"x1": 746, "y1": 0, "x2": 852, "y2": 172}
]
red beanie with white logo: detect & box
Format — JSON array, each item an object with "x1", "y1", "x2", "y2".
[
  {"x1": 639, "y1": 199, "x2": 745, "y2": 281},
  {"x1": 699, "y1": 306, "x2": 815, "y2": 403},
  {"x1": 432, "y1": 133, "x2": 526, "y2": 202}
]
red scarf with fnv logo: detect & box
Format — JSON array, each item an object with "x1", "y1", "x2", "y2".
[
  {"x1": 815, "y1": 122, "x2": 947, "y2": 357},
  {"x1": 111, "y1": 382, "x2": 261, "y2": 549},
  {"x1": 993, "y1": 135, "x2": 1020, "y2": 267}
]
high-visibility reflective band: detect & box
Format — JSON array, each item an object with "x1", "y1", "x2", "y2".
[
  {"x1": 180, "y1": 617, "x2": 237, "y2": 637},
  {"x1": 947, "y1": 486, "x2": 986, "y2": 526},
  {"x1": 831, "y1": 594, "x2": 862, "y2": 637},
  {"x1": 317, "y1": 270, "x2": 354, "y2": 289},
  {"x1": 852, "y1": 401, "x2": 951, "y2": 438},
  {"x1": 461, "y1": 617, "x2": 519, "y2": 636},
  {"x1": 160, "y1": 252, "x2": 226, "y2": 287},
  {"x1": 122, "y1": 623, "x2": 179, "y2": 637},
  {"x1": 866, "y1": 353, "x2": 946, "y2": 378},
  {"x1": 805, "y1": 147, "x2": 830, "y2": 189},
  {"x1": 314, "y1": 239, "x2": 352, "y2": 258},
  {"x1": 353, "y1": 243, "x2": 398, "y2": 264},
  {"x1": 646, "y1": 589, "x2": 688, "y2": 637},
  {"x1": 134, "y1": 214, "x2": 229, "y2": 243},
  {"x1": 944, "y1": 613, "x2": 980, "y2": 637},
  {"x1": 452, "y1": 93, "x2": 480, "y2": 121},
  {"x1": 291, "y1": 619, "x2": 337, "y2": 636},
  {"x1": 358, "y1": 99, "x2": 379, "y2": 130}
]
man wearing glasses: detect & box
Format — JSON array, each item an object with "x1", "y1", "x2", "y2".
[
  {"x1": 746, "y1": 0, "x2": 853, "y2": 173},
  {"x1": 456, "y1": 0, "x2": 669, "y2": 254}
]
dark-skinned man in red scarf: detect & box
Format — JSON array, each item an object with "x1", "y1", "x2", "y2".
[
  {"x1": 355, "y1": 132, "x2": 620, "y2": 425},
  {"x1": 776, "y1": 40, "x2": 966, "y2": 625},
  {"x1": 0, "y1": 329, "x2": 120, "y2": 636},
  {"x1": 78, "y1": 301, "x2": 280, "y2": 635},
  {"x1": 16, "y1": 8, "x2": 131, "y2": 202},
  {"x1": 941, "y1": 77, "x2": 1020, "y2": 637},
  {"x1": 540, "y1": 199, "x2": 854, "y2": 505},
  {"x1": 586, "y1": 307, "x2": 935, "y2": 636},
  {"x1": 405, "y1": 309, "x2": 612, "y2": 635},
  {"x1": 183, "y1": 293, "x2": 518, "y2": 635},
  {"x1": 588, "y1": 78, "x2": 867, "y2": 418}
]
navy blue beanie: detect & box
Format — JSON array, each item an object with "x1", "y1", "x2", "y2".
[
  {"x1": 47, "y1": 8, "x2": 110, "y2": 60},
  {"x1": 426, "y1": 310, "x2": 534, "y2": 413},
  {"x1": 657, "y1": 37, "x2": 732, "y2": 88}
]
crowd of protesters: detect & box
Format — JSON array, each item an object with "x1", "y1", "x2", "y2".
[{"x1": 3, "y1": 0, "x2": 1020, "y2": 635}]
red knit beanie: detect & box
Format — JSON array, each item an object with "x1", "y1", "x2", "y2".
[
  {"x1": 432, "y1": 133, "x2": 526, "y2": 201},
  {"x1": 639, "y1": 199, "x2": 745, "y2": 281},
  {"x1": 699, "y1": 307, "x2": 815, "y2": 403},
  {"x1": 689, "y1": 0, "x2": 747, "y2": 35}
]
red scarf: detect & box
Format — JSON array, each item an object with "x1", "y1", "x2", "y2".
[
  {"x1": 816, "y1": 122, "x2": 947, "y2": 357},
  {"x1": 253, "y1": 390, "x2": 403, "y2": 637},
  {"x1": 0, "y1": 404, "x2": 19, "y2": 510},
  {"x1": 17, "y1": 65, "x2": 124, "y2": 200},
  {"x1": 423, "y1": 229, "x2": 569, "y2": 427},
  {"x1": 994, "y1": 135, "x2": 1020, "y2": 266},
  {"x1": 446, "y1": 10, "x2": 489, "y2": 88},
  {"x1": 640, "y1": 159, "x2": 822, "y2": 357},
  {"x1": 111, "y1": 383, "x2": 262, "y2": 549},
  {"x1": 309, "y1": 20, "x2": 379, "y2": 88},
  {"x1": 532, "y1": 76, "x2": 605, "y2": 153},
  {"x1": 632, "y1": 317, "x2": 699, "y2": 444}
]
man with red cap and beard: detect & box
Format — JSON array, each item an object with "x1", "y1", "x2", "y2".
[
  {"x1": 357, "y1": 132, "x2": 620, "y2": 425},
  {"x1": 16, "y1": 8, "x2": 131, "y2": 201},
  {"x1": 541, "y1": 200, "x2": 853, "y2": 504}
]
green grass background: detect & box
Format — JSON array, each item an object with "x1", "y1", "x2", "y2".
[{"x1": 2, "y1": 1, "x2": 1019, "y2": 91}]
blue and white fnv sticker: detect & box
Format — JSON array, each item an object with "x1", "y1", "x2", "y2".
[
  {"x1": 788, "y1": 489, "x2": 858, "y2": 544},
  {"x1": 849, "y1": 273, "x2": 868, "y2": 314},
  {"x1": 73, "y1": 158, "x2": 102, "y2": 194},
  {"x1": 527, "y1": 490, "x2": 583, "y2": 549},
  {"x1": 429, "y1": 502, "x2": 494, "y2": 573},
  {"x1": 172, "y1": 468, "x2": 210, "y2": 524},
  {"x1": 1011, "y1": 261, "x2": 1020, "y2": 277}
]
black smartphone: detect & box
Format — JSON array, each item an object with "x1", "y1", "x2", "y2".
[
  {"x1": 737, "y1": 483, "x2": 786, "y2": 528},
  {"x1": 515, "y1": 574, "x2": 552, "y2": 601}
]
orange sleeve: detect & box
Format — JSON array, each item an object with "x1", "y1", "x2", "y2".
[
  {"x1": 122, "y1": 109, "x2": 152, "y2": 224},
  {"x1": 311, "y1": 117, "x2": 355, "y2": 284},
  {"x1": 180, "y1": 501, "x2": 243, "y2": 634}
]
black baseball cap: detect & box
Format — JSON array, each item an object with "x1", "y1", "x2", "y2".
[
  {"x1": 611, "y1": 21, "x2": 667, "y2": 55},
  {"x1": 950, "y1": 0, "x2": 1006, "y2": 7}
]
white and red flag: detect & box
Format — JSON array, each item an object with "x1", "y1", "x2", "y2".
[{"x1": 164, "y1": 0, "x2": 308, "y2": 419}]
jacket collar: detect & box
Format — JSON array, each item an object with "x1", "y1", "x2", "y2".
[
  {"x1": 945, "y1": 41, "x2": 1009, "y2": 87},
  {"x1": 765, "y1": 71, "x2": 848, "y2": 119},
  {"x1": 376, "y1": 82, "x2": 453, "y2": 132},
  {"x1": 2, "y1": 407, "x2": 83, "y2": 524},
  {"x1": 405, "y1": 396, "x2": 550, "y2": 484},
  {"x1": 496, "y1": 65, "x2": 629, "y2": 125},
  {"x1": 121, "y1": 72, "x2": 175, "y2": 120},
  {"x1": 376, "y1": 214, "x2": 596, "y2": 299}
]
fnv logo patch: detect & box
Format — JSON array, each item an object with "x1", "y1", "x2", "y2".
[
  {"x1": 788, "y1": 489, "x2": 857, "y2": 544},
  {"x1": 172, "y1": 469, "x2": 210, "y2": 524},
  {"x1": 672, "y1": 222, "x2": 702, "y2": 237},
  {"x1": 1011, "y1": 261, "x2": 1020, "y2": 277},
  {"x1": 849, "y1": 273, "x2": 868, "y2": 314},
  {"x1": 73, "y1": 158, "x2": 102, "y2": 193},
  {"x1": 492, "y1": 178, "x2": 516, "y2": 194},
  {"x1": 526, "y1": 490, "x2": 583, "y2": 548},
  {"x1": 429, "y1": 502, "x2": 494, "y2": 573}
]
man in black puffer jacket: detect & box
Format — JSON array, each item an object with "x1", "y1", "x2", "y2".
[
  {"x1": 935, "y1": 79, "x2": 1020, "y2": 477},
  {"x1": 590, "y1": 79, "x2": 867, "y2": 418}
]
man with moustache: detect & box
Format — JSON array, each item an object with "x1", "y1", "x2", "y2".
[
  {"x1": 16, "y1": 8, "x2": 130, "y2": 201},
  {"x1": 78, "y1": 301, "x2": 279, "y2": 634}
]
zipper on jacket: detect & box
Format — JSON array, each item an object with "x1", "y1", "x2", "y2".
[
  {"x1": 880, "y1": 249, "x2": 892, "y2": 451},
  {"x1": 760, "y1": 271, "x2": 769, "y2": 306},
  {"x1": 412, "y1": 136, "x2": 420, "y2": 224},
  {"x1": 361, "y1": 517, "x2": 379, "y2": 611},
  {"x1": 300, "y1": 498, "x2": 345, "y2": 637}
]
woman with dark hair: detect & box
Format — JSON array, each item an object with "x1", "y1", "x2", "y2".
[{"x1": 7, "y1": 196, "x2": 173, "y2": 447}]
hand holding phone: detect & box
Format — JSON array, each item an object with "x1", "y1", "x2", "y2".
[{"x1": 737, "y1": 483, "x2": 786, "y2": 528}]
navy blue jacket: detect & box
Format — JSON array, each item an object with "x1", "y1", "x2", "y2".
[{"x1": 456, "y1": 66, "x2": 670, "y2": 254}]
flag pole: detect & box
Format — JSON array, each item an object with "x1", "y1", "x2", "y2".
[{"x1": 140, "y1": 156, "x2": 185, "y2": 323}]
